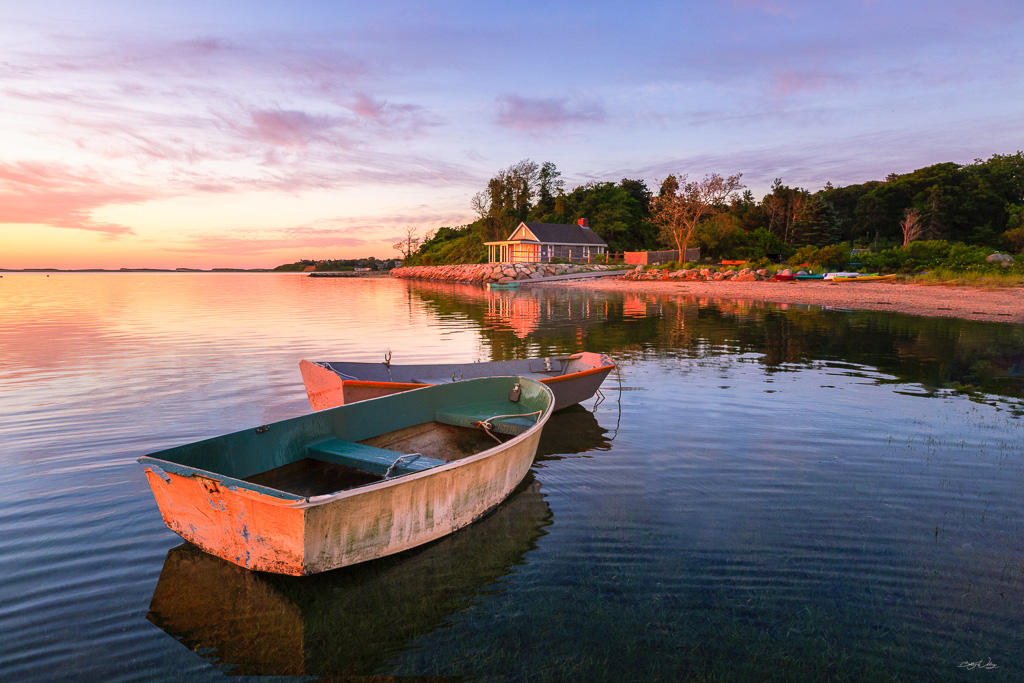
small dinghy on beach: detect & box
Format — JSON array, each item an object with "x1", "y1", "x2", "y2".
[
  {"x1": 831, "y1": 273, "x2": 896, "y2": 282},
  {"x1": 299, "y1": 352, "x2": 615, "y2": 412},
  {"x1": 138, "y1": 376, "x2": 554, "y2": 575}
]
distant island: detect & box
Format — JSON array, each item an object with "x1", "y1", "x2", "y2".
[
  {"x1": 0, "y1": 260, "x2": 400, "y2": 273},
  {"x1": 273, "y1": 257, "x2": 399, "y2": 272}
]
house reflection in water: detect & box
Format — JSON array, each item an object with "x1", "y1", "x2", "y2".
[{"x1": 485, "y1": 289, "x2": 610, "y2": 341}]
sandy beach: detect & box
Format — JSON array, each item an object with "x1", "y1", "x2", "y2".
[{"x1": 543, "y1": 277, "x2": 1024, "y2": 324}]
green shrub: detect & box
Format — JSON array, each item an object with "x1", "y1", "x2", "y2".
[
  {"x1": 1001, "y1": 227, "x2": 1024, "y2": 254},
  {"x1": 740, "y1": 228, "x2": 792, "y2": 262},
  {"x1": 787, "y1": 243, "x2": 849, "y2": 270}
]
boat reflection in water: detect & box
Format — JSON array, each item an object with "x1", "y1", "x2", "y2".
[
  {"x1": 147, "y1": 476, "x2": 552, "y2": 677},
  {"x1": 534, "y1": 403, "x2": 614, "y2": 460}
]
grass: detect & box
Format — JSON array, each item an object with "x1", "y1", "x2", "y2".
[{"x1": 908, "y1": 269, "x2": 1024, "y2": 288}]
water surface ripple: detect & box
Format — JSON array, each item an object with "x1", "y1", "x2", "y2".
[{"x1": 1, "y1": 273, "x2": 1022, "y2": 681}]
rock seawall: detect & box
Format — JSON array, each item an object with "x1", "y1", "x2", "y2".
[
  {"x1": 390, "y1": 263, "x2": 622, "y2": 284},
  {"x1": 620, "y1": 266, "x2": 771, "y2": 282}
]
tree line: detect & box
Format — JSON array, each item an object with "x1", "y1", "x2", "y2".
[{"x1": 402, "y1": 152, "x2": 1024, "y2": 266}]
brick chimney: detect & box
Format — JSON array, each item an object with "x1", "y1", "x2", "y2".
[{"x1": 578, "y1": 218, "x2": 589, "y2": 228}]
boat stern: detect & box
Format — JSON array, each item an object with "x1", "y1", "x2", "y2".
[{"x1": 141, "y1": 462, "x2": 309, "y2": 576}]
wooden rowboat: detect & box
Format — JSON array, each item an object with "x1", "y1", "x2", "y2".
[
  {"x1": 299, "y1": 352, "x2": 615, "y2": 412},
  {"x1": 138, "y1": 376, "x2": 554, "y2": 575}
]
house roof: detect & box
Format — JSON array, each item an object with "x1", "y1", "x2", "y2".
[{"x1": 514, "y1": 222, "x2": 607, "y2": 246}]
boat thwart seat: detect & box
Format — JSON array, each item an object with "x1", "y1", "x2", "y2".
[
  {"x1": 307, "y1": 438, "x2": 445, "y2": 476},
  {"x1": 435, "y1": 403, "x2": 540, "y2": 436}
]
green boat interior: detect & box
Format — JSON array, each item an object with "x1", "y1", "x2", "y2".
[{"x1": 139, "y1": 377, "x2": 551, "y2": 501}]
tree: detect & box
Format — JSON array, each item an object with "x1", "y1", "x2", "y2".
[
  {"x1": 790, "y1": 194, "x2": 840, "y2": 247},
  {"x1": 900, "y1": 207, "x2": 926, "y2": 246},
  {"x1": 652, "y1": 172, "x2": 744, "y2": 259},
  {"x1": 478, "y1": 159, "x2": 543, "y2": 240},
  {"x1": 393, "y1": 226, "x2": 422, "y2": 259},
  {"x1": 535, "y1": 161, "x2": 564, "y2": 216},
  {"x1": 619, "y1": 178, "x2": 653, "y2": 215},
  {"x1": 693, "y1": 212, "x2": 744, "y2": 259}
]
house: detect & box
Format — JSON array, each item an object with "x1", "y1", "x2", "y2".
[{"x1": 485, "y1": 219, "x2": 607, "y2": 263}]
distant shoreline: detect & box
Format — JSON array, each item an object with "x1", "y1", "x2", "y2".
[
  {"x1": 0, "y1": 268, "x2": 275, "y2": 273},
  {"x1": 0, "y1": 269, "x2": 388, "y2": 274}
]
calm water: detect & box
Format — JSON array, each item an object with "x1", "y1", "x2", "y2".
[{"x1": 1, "y1": 273, "x2": 1022, "y2": 681}]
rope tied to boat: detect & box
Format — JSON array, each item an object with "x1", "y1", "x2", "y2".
[
  {"x1": 475, "y1": 410, "x2": 543, "y2": 443},
  {"x1": 317, "y1": 362, "x2": 361, "y2": 381},
  {"x1": 383, "y1": 452, "x2": 423, "y2": 479}
]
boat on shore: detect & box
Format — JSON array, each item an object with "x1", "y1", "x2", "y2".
[
  {"x1": 831, "y1": 274, "x2": 896, "y2": 282},
  {"x1": 486, "y1": 281, "x2": 519, "y2": 289},
  {"x1": 299, "y1": 352, "x2": 615, "y2": 412},
  {"x1": 138, "y1": 376, "x2": 555, "y2": 575}
]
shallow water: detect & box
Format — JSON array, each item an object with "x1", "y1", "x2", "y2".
[{"x1": 1, "y1": 273, "x2": 1022, "y2": 681}]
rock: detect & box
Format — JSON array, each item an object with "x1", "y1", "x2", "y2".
[{"x1": 987, "y1": 253, "x2": 1014, "y2": 264}]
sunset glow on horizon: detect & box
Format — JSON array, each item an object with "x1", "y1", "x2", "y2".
[{"x1": 2, "y1": 0, "x2": 1022, "y2": 270}]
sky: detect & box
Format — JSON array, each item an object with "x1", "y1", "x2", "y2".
[{"x1": 1, "y1": 0, "x2": 1021, "y2": 270}]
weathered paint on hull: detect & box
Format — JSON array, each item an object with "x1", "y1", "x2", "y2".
[
  {"x1": 303, "y1": 429, "x2": 541, "y2": 572},
  {"x1": 144, "y1": 429, "x2": 541, "y2": 575},
  {"x1": 144, "y1": 470, "x2": 306, "y2": 574},
  {"x1": 299, "y1": 354, "x2": 614, "y2": 412}
]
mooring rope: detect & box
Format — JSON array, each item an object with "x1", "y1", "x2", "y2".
[
  {"x1": 383, "y1": 453, "x2": 424, "y2": 479},
  {"x1": 318, "y1": 362, "x2": 361, "y2": 381},
  {"x1": 475, "y1": 410, "x2": 543, "y2": 443}
]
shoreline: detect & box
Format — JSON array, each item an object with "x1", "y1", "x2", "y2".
[{"x1": 539, "y1": 277, "x2": 1024, "y2": 324}]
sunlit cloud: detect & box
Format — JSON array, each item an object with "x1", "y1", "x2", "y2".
[
  {"x1": 0, "y1": 162, "x2": 148, "y2": 236},
  {"x1": 495, "y1": 95, "x2": 606, "y2": 132},
  {"x1": 245, "y1": 109, "x2": 346, "y2": 150},
  {"x1": 771, "y1": 70, "x2": 854, "y2": 97},
  {"x1": 728, "y1": 0, "x2": 792, "y2": 16}
]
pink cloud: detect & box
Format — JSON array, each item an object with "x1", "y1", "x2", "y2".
[
  {"x1": 349, "y1": 92, "x2": 386, "y2": 120},
  {"x1": 495, "y1": 95, "x2": 606, "y2": 132},
  {"x1": 246, "y1": 109, "x2": 345, "y2": 150},
  {"x1": 771, "y1": 70, "x2": 853, "y2": 97},
  {"x1": 0, "y1": 162, "x2": 147, "y2": 236},
  {"x1": 340, "y1": 92, "x2": 438, "y2": 139},
  {"x1": 729, "y1": 0, "x2": 792, "y2": 16}
]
